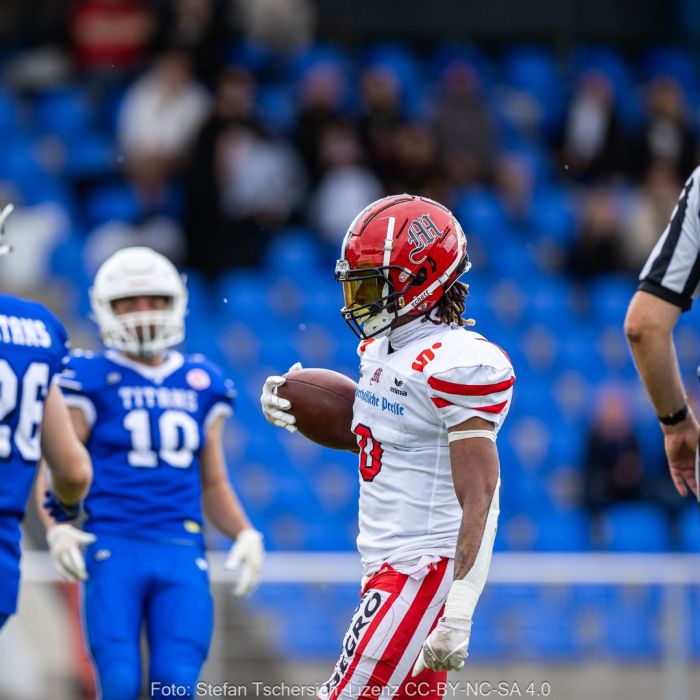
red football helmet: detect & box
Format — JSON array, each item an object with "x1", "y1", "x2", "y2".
[{"x1": 335, "y1": 194, "x2": 470, "y2": 339}]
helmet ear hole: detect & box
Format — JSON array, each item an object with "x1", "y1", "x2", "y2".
[{"x1": 412, "y1": 268, "x2": 427, "y2": 286}]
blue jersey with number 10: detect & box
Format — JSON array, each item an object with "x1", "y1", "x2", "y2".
[
  {"x1": 0, "y1": 293, "x2": 69, "y2": 615},
  {"x1": 58, "y1": 349, "x2": 234, "y2": 545}
]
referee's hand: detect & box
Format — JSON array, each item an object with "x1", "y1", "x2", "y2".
[{"x1": 661, "y1": 413, "x2": 699, "y2": 498}]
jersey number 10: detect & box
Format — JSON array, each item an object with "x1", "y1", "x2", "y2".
[
  {"x1": 0, "y1": 360, "x2": 50, "y2": 463},
  {"x1": 123, "y1": 409, "x2": 200, "y2": 469}
]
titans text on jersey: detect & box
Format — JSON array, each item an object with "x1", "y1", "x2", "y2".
[
  {"x1": 57, "y1": 349, "x2": 235, "y2": 543},
  {"x1": 0, "y1": 294, "x2": 70, "y2": 615}
]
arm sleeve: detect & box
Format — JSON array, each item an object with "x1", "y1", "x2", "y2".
[
  {"x1": 639, "y1": 168, "x2": 700, "y2": 310},
  {"x1": 56, "y1": 353, "x2": 97, "y2": 429}
]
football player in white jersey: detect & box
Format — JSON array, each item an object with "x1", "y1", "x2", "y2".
[{"x1": 261, "y1": 195, "x2": 514, "y2": 698}]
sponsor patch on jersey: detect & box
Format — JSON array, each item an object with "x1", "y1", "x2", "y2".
[
  {"x1": 390, "y1": 377, "x2": 408, "y2": 396},
  {"x1": 186, "y1": 368, "x2": 211, "y2": 390},
  {"x1": 355, "y1": 388, "x2": 405, "y2": 416},
  {"x1": 94, "y1": 548, "x2": 111, "y2": 562},
  {"x1": 369, "y1": 367, "x2": 383, "y2": 385}
]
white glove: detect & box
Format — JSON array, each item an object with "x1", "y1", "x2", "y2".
[
  {"x1": 224, "y1": 528, "x2": 264, "y2": 596},
  {"x1": 412, "y1": 617, "x2": 471, "y2": 675},
  {"x1": 260, "y1": 362, "x2": 302, "y2": 433},
  {"x1": 46, "y1": 524, "x2": 96, "y2": 582}
]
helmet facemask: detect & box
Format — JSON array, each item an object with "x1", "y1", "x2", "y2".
[
  {"x1": 335, "y1": 259, "x2": 414, "y2": 339},
  {"x1": 92, "y1": 293, "x2": 186, "y2": 359}
]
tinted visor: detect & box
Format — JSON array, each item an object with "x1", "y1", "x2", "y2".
[{"x1": 342, "y1": 275, "x2": 385, "y2": 312}]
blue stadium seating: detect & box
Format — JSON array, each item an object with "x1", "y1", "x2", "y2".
[
  {"x1": 86, "y1": 182, "x2": 142, "y2": 225},
  {"x1": 603, "y1": 504, "x2": 670, "y2": 552},
  {"x1": 34, "y1": 88, "x2": 93, "y2": 138},
  {"x1": 8, "y1": 37, "x2": 700, "y2": 668}
]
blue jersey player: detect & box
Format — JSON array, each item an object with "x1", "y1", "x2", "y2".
[
  {"x1": 36, "y1": 246, "x2": 264, "y2": 700},
  {"x1": 0, "y1": 203, "x2": 92, "y2": 630}
]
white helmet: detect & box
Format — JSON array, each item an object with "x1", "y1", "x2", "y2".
[{"x1": 90, "y1": 247, "x2": 187, "y2": 357}]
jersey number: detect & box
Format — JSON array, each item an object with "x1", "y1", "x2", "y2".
[
  {"x1": 355, "y1": 424, "x2": 383, "y2": 481},
  {"x1": 123, "y1": 409, "x2": 199, "y2": 469},
  {"x1": 0, "y1": 360, "x2": 50, "y2": 462}
]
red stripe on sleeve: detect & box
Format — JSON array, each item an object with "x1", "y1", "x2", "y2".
[
  {"x1": 428, "y1": 374, "x2": 515, "y2": 396},
  {"x1": 430, "y1": 396, "x2": 454, "y2": 408},
  {"x1": 474, "y1": 400, "x2": 509, "y2": 414}
]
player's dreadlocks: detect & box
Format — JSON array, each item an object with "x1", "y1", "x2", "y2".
[{"x1": 425, "y1": 281, "x2": 475, "y2": 327}]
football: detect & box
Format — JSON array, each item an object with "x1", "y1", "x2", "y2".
[{"x1": 278, "y1": 368, "x2": 358, "y2": 451}]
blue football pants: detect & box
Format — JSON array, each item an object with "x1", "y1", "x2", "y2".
[{"x1": 82, "y1": 534, "x2": 213, "y2": 700}]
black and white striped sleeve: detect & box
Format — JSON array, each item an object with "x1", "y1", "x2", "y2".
[{"x1": 639, "y1": 168, "x2": 700, "y2": 311}]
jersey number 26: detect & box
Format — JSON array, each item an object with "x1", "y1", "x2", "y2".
[{"x1": 0, "y1": 360, "x2": 50, "y2": 463}]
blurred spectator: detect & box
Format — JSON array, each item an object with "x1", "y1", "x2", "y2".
[
  {"x1": 118, "y1": 49, "x2": 210, "y2": 199},
  {"x1": 434, "y1": 62, "x2": 496, "y2": 187},
  {"x1": 184, "y1": 67, "x2": 261, "y2": 276},
  {"x1": 495, "y1": 153, "x2": 534, "y2": 230},
  {"x1": 569, "y1": 187, "x2": 624, "y2": 278},
  {"x1": 0, "y1": 202, "x2": 70, "y2": 294},
  {"x1": 561, "y1": 71, "x2": 625, "y2": 182},
  {"x1": 620, "y1": 162, "x2": 682, "y2": 271},
  {"x1": 234, "y1": 0, "x2": 314, "y2": 52},
  {"x1": 309, "y1": 123, "x2": 382, "y2": 247},
  {"x1": 633, "y1": 75, "x2": 697, "y2": 181},
  {"x1": 294, "y1": 64, "x2": 346, "y2": 181},
  {"x1": 582, "y1": 387, "x2": 644, "y2": 533},
  {"x1": 155, "y1": 0, "x2": 225, "y2": 80},
  {"x1": 70, "y1": 0, "x2": 154, "y2": 75},
  {"x1": 216, "y1": 128, "x2": 305, "y2": 259},
  {"x1": 358, "y1": 66, "x2": 405, "y2": 184},
  {"x1": 387, "y1": 122, "x2": 444, "y2": 200},
  {"x1": 84, "y1": 217, "x2": 185, "y2": 275},
  {"x1": 184, "y1": 63, "x2": 305, "y2": 273}
]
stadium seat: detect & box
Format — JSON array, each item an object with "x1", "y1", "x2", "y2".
[
  {"x1": 500, "y1": 46, "x2": 564, "y2": 136},
  {"x1": 64, "y1": 132, "x2": 116, "y2": 179},
  {"x1": 679, "y1": 506, "x2": 700, "y2": 552},
  {"x1": 34, "y1": 87, "x2": 93, "y2": 138},
  {"x1": 0, "y1": 89, "x2": 22, "y2": 135},
  {"x1": 602, "y1": 504, "x2": 670, "y2": 552},
  {"x1": 587, "y1": 275, "x2": 638, "y2": 326},
  {"x1": 86, "y1": 183, "x2": 142, "y2": 225},
  {"x1": 530, "y1": 188, "x2": 578, "y2": 247}
]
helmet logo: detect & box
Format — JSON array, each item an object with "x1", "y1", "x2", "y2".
[{"x1": 407, "y1": 215, "x2": 444, "y2": 264}]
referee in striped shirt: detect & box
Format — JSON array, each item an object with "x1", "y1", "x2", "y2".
[{"x1": 625, "y1": 169, "x2": 700, "y2": 500}]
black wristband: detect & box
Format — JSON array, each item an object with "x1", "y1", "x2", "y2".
[{"x1": 658, "y1": 404, "x2": 689, "y2": 425}]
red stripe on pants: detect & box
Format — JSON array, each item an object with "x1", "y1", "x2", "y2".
[
  {"x1": 393, "y1": 602, "x2": 448, "y2": 700},
  {"x1": 358, "y1": 559, "x2": 449, "y2": 696},
  {"x1": 328, "y1": 579, "x2": 408, "y2": 700}
]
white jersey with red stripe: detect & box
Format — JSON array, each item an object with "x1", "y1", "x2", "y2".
[{"x1": 352, "y1": 323, "x2": 514, "y2": 573}]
